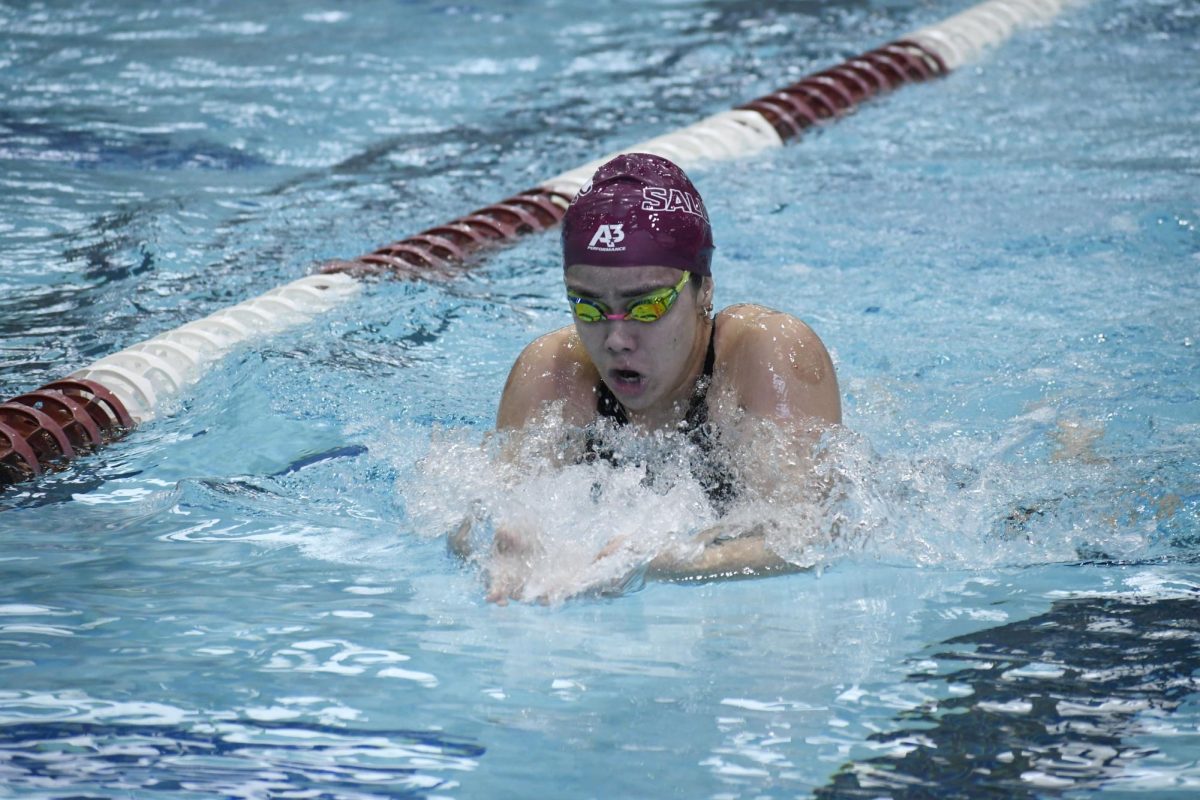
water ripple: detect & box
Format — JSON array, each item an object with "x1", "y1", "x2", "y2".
[{"x1": 0, "y1": 702, "x2": 482, "y2": 799}]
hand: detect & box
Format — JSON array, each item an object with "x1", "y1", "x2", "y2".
[
  {"x1": 485, "y1": 530, "x2": 647, "y2": 605},
  {"x1": 448, "y1": 517, "x2": 473, "y2": 559},
  {"x1": 484, "y1": 527, "x2": 542, "y2": 605},
  {"x1": 571, "y1": 533, "x2": 649, "y2": 599},
  {"x1": 593, "y1": 533, "x2": 632, "y2": 562}
]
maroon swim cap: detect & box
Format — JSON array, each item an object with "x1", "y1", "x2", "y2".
[{"x1": 561, "y1": 153, "x2": 714, "y2": 276}]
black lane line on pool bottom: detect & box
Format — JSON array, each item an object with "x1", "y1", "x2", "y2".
[{"x1": 814, "y1": 591, "x2": 1200, "y2": 799}]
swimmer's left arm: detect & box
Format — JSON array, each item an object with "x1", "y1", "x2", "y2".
[
  {"x1": 590, "y1": 527, "x2": 796, "y2": 586},
  {"x1": 644, "y1": 526, "x2": 798, "y2": 581},
  {"x1": 729, "y1": 306, "x2": 841, "y2": 427},
  {"x1": 629, "y1": 308, "x2": 844, "y2": 581}
]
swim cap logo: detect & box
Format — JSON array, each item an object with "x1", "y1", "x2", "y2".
[
  {"x1": 587, "y1": 223, "x2": 626, "y2": 252},
  {"x1": 641, "y1": 187, "x2": 708, "y2": 221}
]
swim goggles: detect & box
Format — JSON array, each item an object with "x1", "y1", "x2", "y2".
[{"x1": 567, "y1": 271, "x2": 691, "y2": 323}]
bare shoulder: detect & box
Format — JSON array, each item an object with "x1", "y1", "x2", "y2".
[
  {"x1": 719, "y1": 303, "x2": 832, "y2": 382},
  {"x1": 715, "y1": 303, "x2": 841, "y2": 425},
  {"x1": 497, "y1": 326, "x2": 598, "y2": 429}
]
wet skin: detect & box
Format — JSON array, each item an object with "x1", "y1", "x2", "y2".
[{"x1": 497, "y1": 265, "x2": 840, "y2": 435}]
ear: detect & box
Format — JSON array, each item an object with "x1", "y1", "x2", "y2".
[{"x1": 698, "y1": 276, "x2": 715, "y2": 312}]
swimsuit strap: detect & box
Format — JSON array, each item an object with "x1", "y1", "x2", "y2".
[{"x1": 682, "y1": 318, "x2": 717, "y2": 434}]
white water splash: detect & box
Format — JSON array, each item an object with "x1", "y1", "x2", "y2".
[{"x1": 399, "y1": 408, "x2": 1169, "y2": 603}]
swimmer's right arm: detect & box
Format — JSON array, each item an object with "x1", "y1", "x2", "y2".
[
  {"x1": 451, "y1": 330, "x2": 593, "y2": 561},
  {"x1": 446, "y1": 339, "x2": 547, "y2": 562},
  {"x1": 496, "y1": 327, "x2": 595, "y2": 432}
]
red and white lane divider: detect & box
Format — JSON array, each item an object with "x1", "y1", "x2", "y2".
[{"x1": 0, "y1": 0, "x2": 1077, "y2": 486}]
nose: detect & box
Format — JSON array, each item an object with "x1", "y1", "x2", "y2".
[{"x1": 603, "y1": 320, "x2": 636, "y2": 353}]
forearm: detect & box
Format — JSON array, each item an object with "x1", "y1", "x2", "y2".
[{"x1": 646, "y1": 526, "x2": 798, "y2": 581}]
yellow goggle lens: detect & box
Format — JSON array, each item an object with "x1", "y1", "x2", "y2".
[
  {"x1": 567, "y1": 272, "x2": 690, "y2": 324},
  {"x1": 570, "y1": 298, "x2": 606, "y2": 322}
]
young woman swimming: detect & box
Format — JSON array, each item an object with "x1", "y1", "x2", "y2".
[{"x1": 459, "y1": 152, "x2": 842, "y2": 602}]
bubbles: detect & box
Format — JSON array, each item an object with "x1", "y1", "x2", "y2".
[{"x1": 403, "y1": 418, "x2": 718, "y2": 603}]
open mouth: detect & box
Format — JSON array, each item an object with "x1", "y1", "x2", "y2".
[{"x1": 608, "y1": 368, "x2": 645, "y2": 394}]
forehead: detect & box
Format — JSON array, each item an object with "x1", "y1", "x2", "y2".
[{"x1": 564, "y1": 264, "x2": 683, "y2": 295}]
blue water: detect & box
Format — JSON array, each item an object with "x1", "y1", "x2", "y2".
[{"x1": 2, "y1": 0, "x2": 1198, "y2": 797}]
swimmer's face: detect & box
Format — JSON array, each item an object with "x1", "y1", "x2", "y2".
[{"x1": 565, "y1": 264, "x2": 711, "y2": 417}]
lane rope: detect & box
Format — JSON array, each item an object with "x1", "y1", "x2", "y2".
[{"x1": 0, "y1": 0, "x2": 1079, "y2": 486}]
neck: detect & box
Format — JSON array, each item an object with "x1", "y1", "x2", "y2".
[{"x1": 625, "y1": 315, "x2": 713, "y2": 431}]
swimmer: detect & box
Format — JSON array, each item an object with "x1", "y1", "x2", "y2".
[{"x1": 453, "y1": 153, "x2": 841, "y2": 602}]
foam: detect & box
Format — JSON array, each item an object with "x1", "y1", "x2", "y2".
[{"x1": 402, "y1": 404, "x2": 1173, "y2": 603}]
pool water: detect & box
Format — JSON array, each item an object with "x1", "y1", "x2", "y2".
[{"x1": 2, "y1": 0, "x2": 1198, "y2": 797}]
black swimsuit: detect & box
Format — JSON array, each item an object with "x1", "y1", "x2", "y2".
[{"x1": 584, "y1": 321, "x2": 737, "y2": 511}]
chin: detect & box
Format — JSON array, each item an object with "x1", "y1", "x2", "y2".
[{"x1": 619, "y1": 385, "x2": 667, "y2": 412}]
